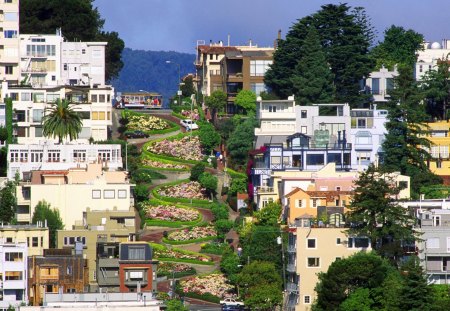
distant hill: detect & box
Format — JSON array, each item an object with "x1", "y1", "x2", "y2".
[{"x1": 110, "y1": 48, "x2": 196, "y2": 106}]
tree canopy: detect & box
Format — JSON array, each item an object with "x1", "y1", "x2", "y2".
[
  {"x1": 32, "y1": 200, "x2": 64, "y2": 248},
  {"x1": 265, "y1": 4, "x2": 373, "y2": 106},
  {"x1": 20, "y1": 0, "x2": 124, "y2": 81},
  {"x1": 226, "y1": 116, "x2": 257, "y2": 167},
  {"x1": 42, "y1": 99, "x2": 83, "y2": 143},
  {"x1": 197, "y1": 122, "x2": 221, "y2": 154},
  {"x1": 205, "y1": 90, "x2": 227, "y2": 112},
  {"x1": 0, "y1": 181, "x2": 17, "y2": 223},
  {"x1": 235, "y1": 90, "x2": 257, "y2": 113},
  {"x1": 421, "y1": 56, "x2": 450, "y2": 120}
]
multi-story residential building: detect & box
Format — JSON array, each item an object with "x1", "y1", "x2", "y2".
[
  {"x1": 423, "y1": 121, "x2": 450, "y2": 184},
  {"x1": 0, "y1": 103, "x2": 5, "y2": 148},
  {"x1": 363, "y1": 66, "x2": 397, "y2": 103},
  {"x1": 0, "y1": 0, "x2": 20, "y2": 85},
  {"x1": 415, "y1": 40, "x2": 450, "y2": 81},
  {"x1": 96, "y1": 242, "x2": 158, "y2": 293},
  {"x1": 7, "y1": 142, "x2": 122, "y2": 180},
  {"x1": 0, "y1": 243, "x2": 28, "y2": 310},
  {"x1": 0, "y1": 224, "x2": 48, "y2": 257},
  {"x1": 14, "y1": 163, "x2": 134, "y2": 227},
  {"x1": 286, "y1": 217, "x2": 371, "y2": 311},
  {"x1": 28, "y1": 248, "x2": 89, "y2": 306},
  {"x1": 2, "y1": 83, "x2": 113, "y2": 145},
  {"x1": 196, "y1": 40, "x2": 274, "y2": 113},
  {"x1": 57, "y1": 208, "x2": 138, "y2": 286}
]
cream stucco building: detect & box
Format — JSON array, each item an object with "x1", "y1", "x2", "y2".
[{"x1": 0, "y1": 224, "x2": 48, "y2": 257}]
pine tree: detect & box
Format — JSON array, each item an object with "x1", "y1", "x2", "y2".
[
  {"x1": 421, "y1": 56, "x2": 450, "y2": 120},
  {"x1": 291, "y1": 27, "x2": 334, "y2": 105},
  {"x1": 382, "y1": 66, "x2": 441, "y2": 196},
  {"x1": 346, "y1": 165, "x2": 418, "y2": 261}
]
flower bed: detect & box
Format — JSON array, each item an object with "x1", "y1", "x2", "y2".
[
  {"x1": 147, "y1": 136, "x2": 203, "y2": 161},
  {"x1": 157, "y1": 262, "x2": 196, "y2": 278},
  {"x1": 180, "y1": 274, "x2": 234, "y2": 298},
  {"x1": 152, "y1": 243, "x2": 213, "y2": 265},
  {"x1": 180, "y1": 109, "x2": 200, "y2": 120},
  {"x1": 166, "y1": 226, "x2": 216, "y2": 242},
  {"x1": 142, "y1": 158, "x2": 189, "y2": 170},
  {"x1": 158, "y1": 181, "x2": 208, "y2": 200},
  {"x1": 127, "y1": 114, "x2": 170, "y2": 131},
  {"x1": 145, "y1": 204, "x2": 199, "y2": 222}
]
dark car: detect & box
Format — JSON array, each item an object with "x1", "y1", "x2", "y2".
[{"x1": 125, "y1": 130, "x2": 149, "y2": 139}]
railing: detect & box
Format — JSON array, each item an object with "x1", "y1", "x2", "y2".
[
  {"x1": 256, "y1": 186, "x2": 274, "y2": 193},
  {"x1": 286, "y1": 264, "x2": 296, "y2": 272},
  {"x1": 286, "y1": 282, "x2": 299, "y2": 292},
  {"x1": 287, "y1": 245, "x2": 296, "y2": 253}
]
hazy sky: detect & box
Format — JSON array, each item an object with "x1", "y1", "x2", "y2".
[{"x1": 94, "y1": 0, "x2": 450, "y2": 54}]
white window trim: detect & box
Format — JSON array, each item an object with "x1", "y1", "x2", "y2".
[
  {"x1": 304, "y1": 295, "x2": 311, "y2": 304},
  {"x1": 307, "y1": 257, "x2": 320, "y2": 268},
  {"x1": 306, "y1": 238, "x2": 317, "y2": 249}
]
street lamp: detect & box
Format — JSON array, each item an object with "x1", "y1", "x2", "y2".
[{"x1": 165, "y1": 60, "x2": 182, "y2": 105}]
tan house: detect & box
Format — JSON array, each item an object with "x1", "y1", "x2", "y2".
[
  {"x1": 57, "y1": 208, "x2": 137, "y2": 286},
  {"x1": 0, "y1": 224, "x2": 49, "y2": 256},
  {"x1": 15, "y1": 163, "x2": 134, "y2": 228},
  {"x1": 286, "y1": 220, "x2": 371, "y2": 311}
]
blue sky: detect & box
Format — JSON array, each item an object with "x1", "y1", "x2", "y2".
[{"x1": 94, "y1": 0, "x2": 450, "y2": 54}]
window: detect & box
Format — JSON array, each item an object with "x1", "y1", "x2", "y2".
[
  {"x1": 91, "y1": 94, "x2": 98, "y2": 102},
  {"x1": 250, "y1": 60, "x2": 272, "y2": 76},
  {"x1": 307, "y1": 239, "x2": 316, "y2": 248},
  {"x1": 304, "y1": 296, "x2": 311, "y2": 304},
  {"x1": 312, "y1": 199, "x2": 317, "y2": 207},
  {"x1": 104, "y1": 190, "x2": 115, "y2": 199},
  {"x1": 92, "y1": 49, "x2": 102, "y2": 58},
  {"x1": 35, "y1": 127, "x2": 43, "y2": 137},
  {"x1": 4, "y1": 30, "x2": 17, "y2": 38},
  {"x1": 5, "y1": 65, "x2": 13, "y2": 75},
  {"x1": 99, "y1": 94, "x2": 106, "y2": 102},
  {"x1": 48, "y1": 150, "x2": 60, "y2": 162},
  {"x1": 5, "y1": 252, "x2": 23, "y2": 262},
  {"x1": 92, "y1": 190, "x2": 101, "y2": 199},
  {"x1": 371, "y1": 78, "x2": 380, "y2": 94},
  {"x1": 67, "y1": 266, "x2": 72, "y2": 275},
  {"x1": 82, "y1": 49, "x2": 86, "y2": 54},
  {"x1": 268, "y1": 105, "x2": 277, "y2": 113},
  {"x1": 32, "y1": 237, "x2": 38, "y2": 247},
  {"x1": 250, "y1": 83, "x2": 266, "y2": 96},
  {"x1": 128, "y1": 247, "x2": 146, "y2": 260},
  {"x1": 4, "y1": 0, "x2": 13, "y2": 3},
  {"x1": 21, "y1": 92, "x2": 32, "y2": 101},
  {"x1": 301, "y1": 126, "x2": 307, "y2": 134},
  {"x1": 33, "y1": 109, "x2": 44, "y2": 122},
  {"x1": 427, "y1": 237, "x2": 440, "y2": 249},
  {"x1": 336, "y1": 238, "x2": 341, "y2": 244},
  {"x1": 63, "y1": 64, "x2": 68, "y2": 71},
  {"x1": 296, "y1": 199, "x2": 303, "y2": 208},
  {"x1": 93, "y1": 270, "x2": 97, "y2": 281},
  {"x1": 118, "y1": 189, "x2": 127, "y2": 199},
  {"x1": 301, "y1": 110, "x2": 307, "y2": 118},
  {"x1": 6, "y1": 237, "x2": 12, "y2": 243},
  {"x1": 307, "y1": 154, "x2": 324, "y2": 165},
  {"x1": 307, "y1": 257, "x2": 320, "y2": 267},
  {"x1": 348, "y1": 237, "x2": 370, "y2": 248},
  {"x1": 355, "y1": 131, "x2": 372, "y2": 144},
  {"x1": 5, "y1": 271, "x2": 22, "y2": 281}
]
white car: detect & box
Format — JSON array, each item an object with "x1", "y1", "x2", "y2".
[
  {"x1": 220, "y1": 298, "x2": 244, "y2": 306},
  {"x1": 180, "y1": 119, "x2": 199, "y2": 131}
]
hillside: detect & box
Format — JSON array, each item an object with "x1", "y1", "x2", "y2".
[{"x1": 110, "y1": 48, "x2": 196, "y2": 105}]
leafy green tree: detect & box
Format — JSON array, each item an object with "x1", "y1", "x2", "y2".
[
  {"x1": 180, "y1": 75, "x2": 196, "y2": 98},
  {"x1": 346, "y1": 165, "x2": 418, "y2": 260},
  {"x1": 134, "y1": 184, "x2": 150, "y2": 203},
  {"x1": 211, "y1": 204, "x2": 229, "y2": 221},
  {"x1": 399, "y1": 256, "x2": 433, "y2": 311},
  {"x1": 237, "y1": 261, "x2": 282, "y2": 309},
  {"x1": 314, "y1": 252, "x2": 394, "y2": 311},
  {"x1": 370, "y1": 25, "x2": 424, "y2": 70},
  {"x1": 421, "y1": 56, "x2": 450, "y2": 120},
  {"x1": 382, "y1": 66, "x2": 441, "y2": 196},
  {"x1": 32, "y1": 200, "x2": 64, "y2": 248},
  {"x1": 420, "y1": 185, "x2": 450, "y2": 199},
  {"x1": 205, "y1": 90, "x2": 227, "y2": 112},
  {"x1": 199, "y1": 172, "x2": 218, "y2": 198},
  {"x1": 431, "y1": 285, "x2": 450, "y2": 310},
  {"x1": 20, "y1": 0, "x2": 124, "y2": 80},
  {"x1": 214, "y1": 219, "x2": 234, "y2": 241},
  {"x1": 190, "y1": 163, "x2": 205, "y2": 181},
  {"x1": 220, "y1": 248, "x2": 241, "y2": 284},
  {"x1": 235, "y1": 90, "x2": 256, "y2": 113},
  {"x1": 0, "y1": 126, "x2": 7, "y2": 143},
  {"x1": 339, "y1": 288, "x2": 373, "y2": 311},
  {"x1": 265, "y1": 4, "x2": 373, "y2": 106},
  {"x1": 165, "y1": 299, "x2": 188, "y2": 311},
  {"x1": 0, "y1": 181, "x2": 16, "y2": 223},
  {"x1": 226, "y1": 116, "x2": 257, "y2": 167},
  {"x1": 197, "y1": 122, "x2": 220, "y2": 154},
  {"x1": 42, "y1": 99, "x2": 83, "y2": 143},
  {"x1": 228, "y1": 178, "x2": 247, "y2": 196},
  {"x1": 5, "y1": 98, "x2": 13, "y2": 144},
  {"x1": 291, "y1": 27, "x2": 334, "y2": 105},
  {"x1": 254, "y1": 202, "x2": 281, "y2": 226}
]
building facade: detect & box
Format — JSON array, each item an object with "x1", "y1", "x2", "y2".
[
  {"x1": 0, "y1": 0, "x2": 20, "y2": 85},
  {"x1": 0, "y1": 224, "x2": 48, "y2": 257}
]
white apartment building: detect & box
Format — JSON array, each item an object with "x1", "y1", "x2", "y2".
[
  {"x1": 0, "y1": 103, "x2": 5, "y2": 148},
  {"x1": 7, "y1": 142, "x2": 122, "y2": 180},
  {"x1": 0, "y1": 0, "x2": 20, "y2": 85},
  {"x1": 2, "y1": 82, "x2": 113, "y2": 145},
  {"x1": 364, "y1": 66, "x2": 397, "y2": 103},
  {"x1": 415, "y1": 40, "x2": 450, "y2": 81},
  {"x1": 15, "y1": 163, "x2": 134, "y2": 228},
  {"x1": 0, "y1": 243, "x2": 28, "y2": 310}
]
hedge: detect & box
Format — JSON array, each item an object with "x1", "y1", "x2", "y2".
[
  {"x1": 145, "y1": 215, "x2": 203, "y2": 228},
  {"x1": 141, "y1": 155, "x2": 191, "y2": 172},
  {"x1": 158, "y1": 268, "x2": 197, "y2": 279},
  {"x1": 226, "y1": 168, "x2": 246, "y2": 179},
  {"x1": 157, "y1": 257, "x2": 215, "y2": 266},
  {"x1": 162, "y1": 235, "x2": 217, "y2": 245},
  {"x1": 177, "y1": 290, "x2": 220, "y2": 304}
]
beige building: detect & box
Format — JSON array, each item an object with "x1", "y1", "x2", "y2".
[
  {"x1": 0, "y1": 0, "x2": 20, "y2": 85},
  {"x1": 15, "y1": 163, "x2": 134, "y2": 228},
  {"x1": 0, "y1": 224, "x2": 49, "y2": 256},
  {"x1": 286, "y1": 222, "x2": 371, "y2": 311},
  {"x1": 57, "y1": 208, "x2": 138, "y2": 285}
]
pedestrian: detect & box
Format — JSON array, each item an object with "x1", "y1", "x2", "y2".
[
  {"x1": 219, "y1": 153, "x2": 223, "y2": 163},
  {"x1": 237, "y1": 246, "x2": 242, "y2": 257}
]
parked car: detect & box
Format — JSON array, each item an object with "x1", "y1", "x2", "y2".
[
  {"x1": 125, "y1": 130, "x2": 149, "y2": 139},
  {"x1": 220, "y1": 298, "x2": 244, "y2": 307},
  {"x1": 180, "y1": 119, "x2": 199, "y2": 131}
]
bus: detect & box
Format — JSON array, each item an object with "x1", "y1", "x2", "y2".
[{"x1": 115, "y1": 92, "x2": 163, "y2": 109}]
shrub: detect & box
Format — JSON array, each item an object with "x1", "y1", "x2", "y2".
[
  {"x1": 190, "y1": 163, "x2": 205, "y2": 181},
  {"x1": 212, "y1": 204, "x2": 229, "y2": 221}
]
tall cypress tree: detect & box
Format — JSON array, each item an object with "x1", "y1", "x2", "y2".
[
  {"x1": 291, "y1": 27, "x2": 334, "y2": 105},
  {"x1": 382, "y1": 66, "x2": 441, "y2": 196}
]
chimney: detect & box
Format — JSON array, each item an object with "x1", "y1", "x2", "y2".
[{"x1": 274, "y1": 29, "x2": 282, "y2": 49}]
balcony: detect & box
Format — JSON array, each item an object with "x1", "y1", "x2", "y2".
[
  {"x1": 256, "y1": 186, "x2": 275, "y2": 194},
  {"x1": 287, "y1": 245, "x2": 296, "y2": 253},
  {"x1": 286, "y1": 263, "x2": 296, "y2": 273},
  {"x1": 286, "y1": 282, "x2": 299, "y2": 293}
]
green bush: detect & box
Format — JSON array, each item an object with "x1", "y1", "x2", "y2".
[
  {"x1": 157, "y1": 268, "x2": 197, "y2": 278},
  {"x1": 162, "y1": 235, "x2": 217, "y2": 245},
  {"x1": 200, "y1": 242, "x2": 231, "y2": 255},
  {"x1": 212, "y1": 204, "x2": 229, "y2": 221},
  {"x1": 190, "y1": 163, "x2": 205, "y2": 181},
  {"x1": 157, "y1": 257, "x2": 215, "y2": 266},
  {"x1": 132, "y1": 168, "x2": 166, "y2": 183}
]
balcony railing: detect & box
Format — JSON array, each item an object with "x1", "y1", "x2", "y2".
[
  {"x1": 286, "y1": 263, "x2": 296, "y2": 272},
  {"x1": 256, "y1": 186, "x2": 274, "y2": 193},
  {"x1": 286, "y1": 282, "x2": 299, "y2": 292},
  {"x1": 287, "y1": 245, "x2": 296, "y2": 253}
]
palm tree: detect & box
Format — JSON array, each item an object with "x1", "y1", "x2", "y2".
[{"x1": 42, "y1": 99, "x2": 82, "y2": 143}]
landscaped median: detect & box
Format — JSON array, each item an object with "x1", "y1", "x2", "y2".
[
  {"x1": 141, "y1": 156, "x2": 190, "y2": 171},
  {"x1": 157, "y1": 262, "x2": 196, "y2": 279},
  {"x1": 142, "y1": 201, "x2": 203, "y2": 228},
  {"x1": 162, "y1": 225, "x2": 217, "y2": 245},
  {"x1": 176, "y1": 273, "x2": 234, "y2": 304},
  {"x1": 150, "y1": 242, "x2": 214, "y2": 265},
  {"x1": 121, "y1": 109, "x2": 180, "y2": 135},
  {"x1": 152, "y1": 179, "x2": 214, "y2": 208}
]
